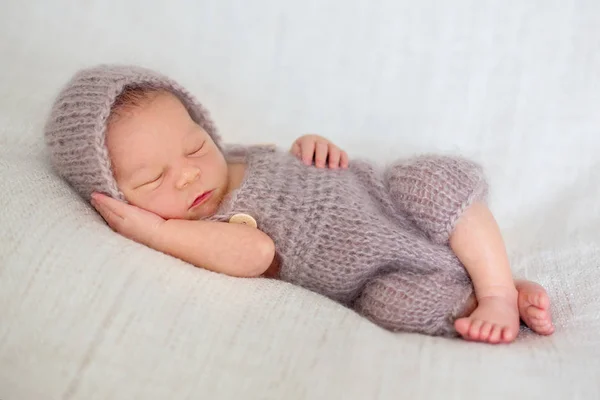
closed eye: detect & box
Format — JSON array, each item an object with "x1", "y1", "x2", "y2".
[
  {"x1": 148, "y1": 173, "x2": 164, "y2": 184},
  {"x1": 135, "y1": 173, "x2": 163, "y2": 189},
  {"x1": 188, "y1": 141, "x2": 205, "y2": 156}
]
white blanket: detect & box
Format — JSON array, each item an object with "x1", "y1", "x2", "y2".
[{"x1": 1, "y1": 0, "x2": 599, "y2": 398}]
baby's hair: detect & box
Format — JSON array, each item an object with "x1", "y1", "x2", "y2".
[{"x1": 108, "y1": 83, "x2": 166, "y2": 124}]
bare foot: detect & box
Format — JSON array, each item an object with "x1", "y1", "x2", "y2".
[
  {"x1": 454, "y1": 287, "x2": 520, "y2": 344},
  {"x1": 515, "y1": 279, "x2": 555, "y2": 335}
]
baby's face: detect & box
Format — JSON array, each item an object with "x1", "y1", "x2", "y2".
[{"x1": 106, "y1": 91, "x2": 229, "y2": 220}]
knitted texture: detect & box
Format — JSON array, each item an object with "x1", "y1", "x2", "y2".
[
  {"x1": 211, "y1": 147, "x2": 488, "y2": 336},
  {"x1": 354, "y1": 269, "x2": 473, "y2": 336},
  {"x1": 44, "y1": 64, "x2": 221, "y2": 201},
  {"x1": 386, "y1": 156, "x2": 489, "y2": 244}
]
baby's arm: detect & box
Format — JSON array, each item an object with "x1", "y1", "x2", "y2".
[
  {"x1": 155, "y1": 219, "x2": 275, "y2": 277},
  {"x1": 91, "y1": 193, "x2": 275, "y2": 277}
]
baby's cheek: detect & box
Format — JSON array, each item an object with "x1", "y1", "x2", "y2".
[
  {"x1": 120, "y1": 190, "x2": 144, "y2": 209},
  {"x1": 123, "y1": 190, "x2": 161, "y2": 216},
  {"x1": 147, "y1": 190, "x2": 188, "y2": 220}
]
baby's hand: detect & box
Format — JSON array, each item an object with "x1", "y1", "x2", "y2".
[
  {"x1": 290, "y1": 134, "x2": 349, "y2": 169},
  {"x1": 91, "y1": 192, "x2": 166, "y2": 248}
]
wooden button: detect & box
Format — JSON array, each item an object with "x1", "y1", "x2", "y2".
[{"x1": 228, "y1": 213, "x2": 257, "y2": 228}]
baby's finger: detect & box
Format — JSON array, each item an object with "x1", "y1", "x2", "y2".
[
  {"x1": 328, "y1": 145, "x2": 341, "y2": 169},
  {"x1": 314, "y1": 141, "x2": 329, "y2": 168},
  {"x1": 92, "y1": 198, "x2": 123, "y2": 232},
  {"x1": 340, "y1": 151, "x2": 349, "y2": 168},
  {"x1": 290, "y1": 142, "x2": 302, "y2": 159},
  {"x1": 92, "y1": 193, "x2": 127, "y2": 219},
  {"x1": 300, "y1": 140, "x2": 316, "y2": 165}
]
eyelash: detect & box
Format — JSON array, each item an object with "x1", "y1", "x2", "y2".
[
  {"x1": 149, "y1": 173, "x2": 163, "y2": 185},
  {"x1": 189, "y1": 141, "x2": 205, "y2": 155}
]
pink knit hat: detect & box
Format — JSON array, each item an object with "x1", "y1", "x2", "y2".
[{"x1": 44, "y1": 64, "x2": 221, "y2": 201}]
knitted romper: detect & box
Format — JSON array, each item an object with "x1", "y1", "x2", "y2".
[
  {"x1": 210, "y1": 146, "x2": 488, "y2": 337},
  {"x1": 44, "y1": 65, "x2": 488, "y2": 337}
]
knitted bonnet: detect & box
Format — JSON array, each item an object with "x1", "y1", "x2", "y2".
[{"x1": 44, "y1": 64, "x2": 221, "y2": 201}]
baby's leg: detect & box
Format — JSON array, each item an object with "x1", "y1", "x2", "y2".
[
  {"x1": 383, "y1": 160, "x2": 537, "y2": 343},
  {"x1": 450, "y1": 202, "x2": 520, "y2": 344},
  {"x1": 384, "y1": 158, "x2": 520, "y2": 342},
  {"x1": 354, "y1": 269, "x2": 474, "y2": 337}
]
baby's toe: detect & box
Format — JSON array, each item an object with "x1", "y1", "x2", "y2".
[
  {"x1": 468, "y1": 319, "x2": 484, "y2": 340},
  {"x1": 536, "y1": 293, "x2": 550, "y2": 310},
  {"x1": 532, "y1": 320, "x2": 555, "y2": 335},
  {"x1": 489, "y1": 325, "x2": 503, "y2": 344},
  {"x1": 454, "y1": 318, "x2": 470, "y2": 337},
  {"x1": 528, "y1": 292, "x2": 545, "y2": 309},
  {"x1": 526, "y1": 307, "x2": 548, "y2": 320},
  {"x1": 480, "y1": 322, "x2": 493, "y2": 341},
  {"x1": 527, "y1": 289, "x2": 551, "y2": 310},
  {"x1": 501, "y1": 326, "x2": 517, "y2": 343}
]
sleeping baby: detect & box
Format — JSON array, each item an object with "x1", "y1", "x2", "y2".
[{"x1": 45, "y1": 65, "x2": 554, "y2": 343}]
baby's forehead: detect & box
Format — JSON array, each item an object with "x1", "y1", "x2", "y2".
[
  {"x1": 106, "y1": 92, "x2": 198, "y2": 149},
  {"x1": 106, "y1": 90, "x2": 192, "y2": 140}
]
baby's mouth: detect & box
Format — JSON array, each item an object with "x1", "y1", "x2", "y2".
[{"x1": 190, "y1": 190, "x2": 214, "y2": 209}]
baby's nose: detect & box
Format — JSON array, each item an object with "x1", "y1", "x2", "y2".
[{"x1": 177, "y1": 167, "x2": 201, "y2": 189}]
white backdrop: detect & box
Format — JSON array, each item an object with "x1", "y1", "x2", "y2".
[{"x1": 2, "y1": 1, "x2": 600, "y2": 399}]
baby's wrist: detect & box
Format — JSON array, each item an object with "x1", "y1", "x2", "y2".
[{"x1": 148, "y1": 219, "x2": 175, "y2": 251}]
